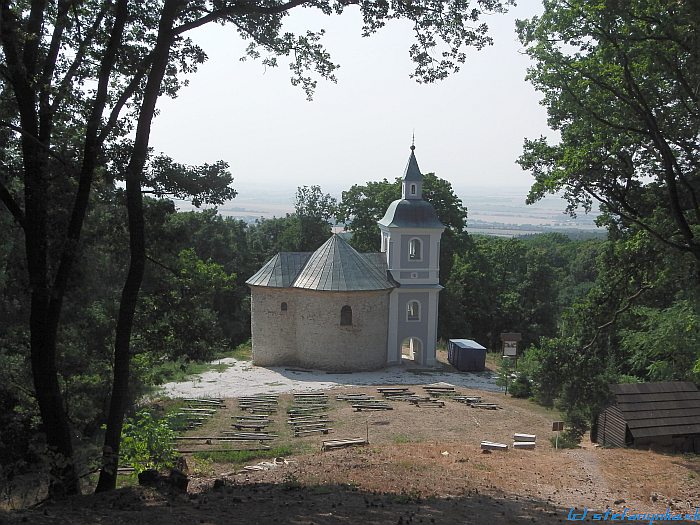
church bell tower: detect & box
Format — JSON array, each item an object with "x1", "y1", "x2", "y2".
[{"x1": 378, "y1": 144, "x2": 445, "y2": 366}]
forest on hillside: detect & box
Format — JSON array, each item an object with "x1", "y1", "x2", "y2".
[
  {"x1": 3, "y1": 176, "x2": 699, "y2": 490},
  {"x1": 1, "y1": 0, "x2": 698, "y2": 504}
]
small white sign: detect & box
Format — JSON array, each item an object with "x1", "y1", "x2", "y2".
[{"x1": 503, "y1": 341, "x2": 518, "y2": 356}]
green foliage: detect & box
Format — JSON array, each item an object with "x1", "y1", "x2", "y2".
[
  {"x1": 337, "y1": 173, "x2": 468, "y2": 253},
  {"x1": 517, "y1": 0, "x2": 700, "y2": 267},
  {"x1": 621, "y1": 301, "x2": 700, "y2": 383},
  {"x1": 229, "y1": 340, "x2": 253, "y2": 361},
  {"x1": 508, "y1": 374, "x2": 533, "y2": 399},
  {"x1": 443, "y1": 234, "x2": 578, "y2": 348},
  {"x1": 119, "y1": 410, "x2": 178, "y2": 474},
  {"x1": 549, "y1": 431, "x2": 580, "y2": 449}
]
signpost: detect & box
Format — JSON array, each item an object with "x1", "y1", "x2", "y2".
[
  {"x1": 552, "y1": 421, "x2": 564, "y2": 449},
  {"x1": 503, "y1": 341, "x2": 518, "y2": 357},
  {"x1": 500, "y1": 333, "x2": 522, "y2": 371}
]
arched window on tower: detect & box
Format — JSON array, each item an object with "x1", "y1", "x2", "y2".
[
  {"x1": 281, "y1": 302, "x2": 288, "y2": 312},
  {"x1": 407, "y1": 300, "x2": 420, "y2": 321},
  {"x1": 340, "y1": 305, "x2": 352, "y2": 326},
  {"x1": 410, "y1": 184, "x2": 416, "y2": 195},
  {"x1": 409, "y1": 238, "x2": 422, "y2": 260}
]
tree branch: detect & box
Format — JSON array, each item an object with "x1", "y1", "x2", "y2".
[
  {"x1": 0, "y1": 176, "x2": 25, "y2": 229},
  {"x1": 40, "y1": 0, "x2": 72, "y2": 117},
  {"x1": 51, "y1": 4, "x2": 110, "y2": 114},
  {"x1": 0, "y1": 121, "x2": 72, "y2": 169},
  {"x1": 584, "y1": 182, "x2": 692, "y2": 254},
  {"x1": 146, "y1": 253, "x2": 179, "y2": 277},
  {"x1": 582, "y1": 284, "x2": 651, "y2": 351},
  {"x1": 98, "y1": 53, "x2": 155, "y2": 144},
  {"x1": 173, "y1": 0, "x2": 309, "y2": 35}
]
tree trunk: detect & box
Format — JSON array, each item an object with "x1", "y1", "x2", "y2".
[{"x1": 95, "y1": 0, "x2": 181, "y2": 493}]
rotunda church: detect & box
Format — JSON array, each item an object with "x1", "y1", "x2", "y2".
[{"x1": 246, "y1": 145, "x2": 445, "y2": 371}]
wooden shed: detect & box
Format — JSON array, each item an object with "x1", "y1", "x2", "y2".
[{"x1": 593, "y1": 381, "x2": 700, "y2": 452}]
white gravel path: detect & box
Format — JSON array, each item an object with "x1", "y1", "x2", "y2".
[{"x1": 161, "y1": 358, "x2": 500, "y2": 398}]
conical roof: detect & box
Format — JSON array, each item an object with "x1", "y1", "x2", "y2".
[
  {"x1": 403, "y1": 148, "x2": 422, "y2": 181},
  {"x1": 246, "y1": 252, "x2": 311, "y2": 288},
  {"x1": 292, "y1": 234, "x2": 394, "y2": 291}
]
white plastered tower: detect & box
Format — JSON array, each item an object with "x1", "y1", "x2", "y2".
[{"x1": 378, "y1": 145, "x2": 445, "y2": 366}]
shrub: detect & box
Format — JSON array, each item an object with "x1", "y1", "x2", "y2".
[
  {"x1": 119, "y1": 410, "x2": 177, "y2": 474},
  {"x1": 508, "y1": 374, "x2": 533, "y2": 398}
]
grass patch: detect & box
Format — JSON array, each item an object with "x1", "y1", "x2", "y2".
[
  {"x1": 393, "y1": 434, "x2": 420, "y2": 444},
  {"x1": 227, "y1": 340, "x2": 252, "y2": 361},
  {"x1": 193, "y1": 445, "x2": 294, "y2": 466},
  {"x1": 146, "y1": 340, "x2": 252, "y2": 385}
]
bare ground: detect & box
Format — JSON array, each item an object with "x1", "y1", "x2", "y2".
[{"x1": 3, "y1": 384, "x2": 699, "y2": 524}]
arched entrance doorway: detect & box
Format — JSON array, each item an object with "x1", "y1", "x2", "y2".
[{"x1": 401, "y1": 337, "x2": 423, "y2": 365}]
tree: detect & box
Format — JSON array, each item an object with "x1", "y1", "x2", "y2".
[
  {"x1": 294, "y1": 185, "x2": 337, "y2": 251},
  {"x1": 337, "y1": 173, "x2": 468, "y2": 252},
  {"x1": 1, "y1": 0, "x2": 513, "y2": 494},
  {"x1": 517, "y1": 0, "x2": 700, "y2": 272}
]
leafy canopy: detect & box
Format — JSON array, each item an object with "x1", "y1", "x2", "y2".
[{"x1": 517, "y1": 0, "x2": 700, "y2": 267}]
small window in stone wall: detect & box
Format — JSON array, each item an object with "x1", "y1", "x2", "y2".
[
  {"x1": 340, "y1": 305, "x2": 352, "y2": 326},
  {"x1": 281, "y1": 302, "x2": 288, "y2": 311}
]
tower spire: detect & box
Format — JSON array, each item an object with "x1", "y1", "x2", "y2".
[{"x1": 402, "y1": 135, "x2": 422, "y2": 199}]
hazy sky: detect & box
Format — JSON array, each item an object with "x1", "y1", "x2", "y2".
[{"x1": 149, "y1": 1, "x2": 553, "y2": 204}]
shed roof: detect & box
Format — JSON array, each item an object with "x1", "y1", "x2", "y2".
[
  {"x1": 609, "y1": 381, "x2": 700, "y2": 438},
  {"x1": 246, "y1": 235, "x2": 395, "y2": 292}
]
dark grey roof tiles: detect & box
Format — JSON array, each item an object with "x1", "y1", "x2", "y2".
[
  {"x1": 403, "y1": 150, "x2": 422, "y2": 181},
  {"x1": 378, "y1": 199, "x2": 445, "y2": 229},
  {"x1": 247, "y1": 236, "x2": 394, "y2": 291},
  {"x1": 246, "y1": 252, "x2": 311, "y2": 288},
  {"x1": 293, "y1": 234, "x2": 394, "y2": 291}
]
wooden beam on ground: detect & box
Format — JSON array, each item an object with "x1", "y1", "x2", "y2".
[
  {"x1": 480, "y1": 441, "x2": 508, "y2": 451},
  {"x1": 322, "y1": 438, "x2": 368, "y2": 451}
]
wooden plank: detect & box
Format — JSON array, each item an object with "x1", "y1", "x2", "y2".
[
  {"x1": 321, "y1": 438, "x2": 367, "y2": 451},
  {"x1": 471, "y1": 403, "x2": 501, "y2": 410},
  {"x1": 513, "y1": 433, "x2": 536, "y2": 442},
  {"x1": 480, "y1": 441, "x2": 508, "y2": 450},
  {"x1": 513, "y1": 441, "x2": 536, "y2": 449},
  {"x1": 184, "y1": 398, "x2": 223, "y2": 404},
  {"x1": 175, "y1": 436, "x2": 266, "y2": 441},
  {"x1": 454, "y1": 396, "x2": 482, "y2": 404},
  {"x1": 295, "y1": 428, "x2": 331, "y2": 436},
  {"x1": 232, "y1": 424, "x2": 269, "y2": 431},
  {"x1": 290, "y1": 422, "x2": 329, "y2": 429},
  {"x1": 176, "y1": 446, "x2": 271, "y2": 453}
]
